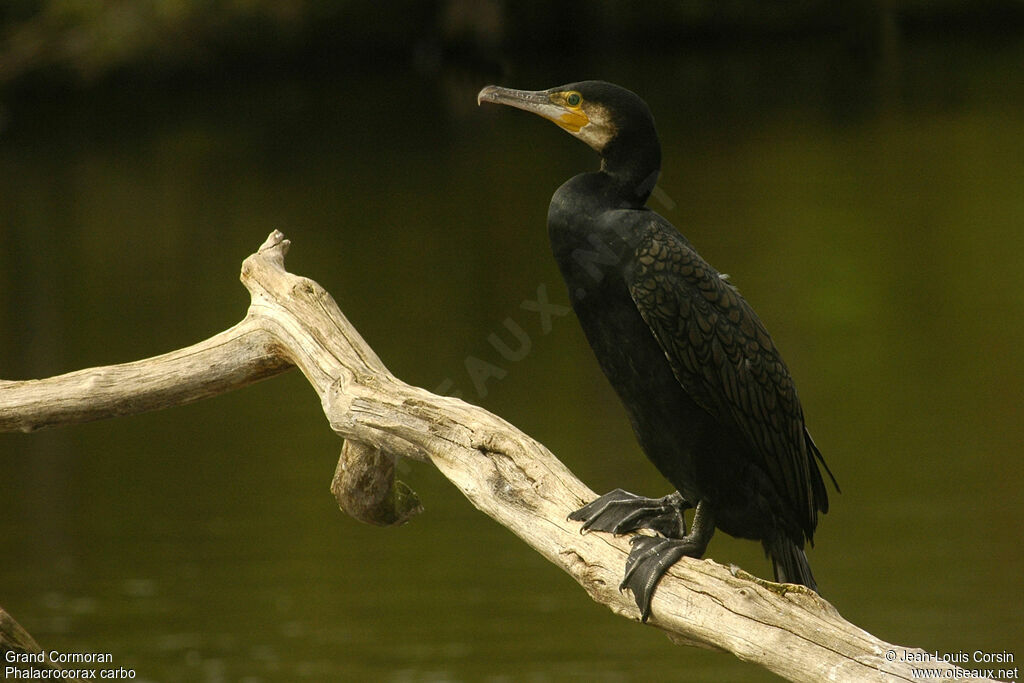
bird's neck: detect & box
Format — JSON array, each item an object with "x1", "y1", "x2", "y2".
[{"x1": 598, "y1": 131, "x2": 661, "y2": 208}]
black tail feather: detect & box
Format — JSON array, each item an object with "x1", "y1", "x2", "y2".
[{"x1": 766, "y1": 538, "x2": 818, "y2": 592}]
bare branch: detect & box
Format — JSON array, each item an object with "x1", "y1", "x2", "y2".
[
  {"x1": 0, "y1": 231, "x2": 985, "y2": 682},
  {"x1": 1, "y1": 607, "x2": 49, "y2": 663},
  {"x1": 0, "y1": 320, "x2": 291, "y2": 433}
]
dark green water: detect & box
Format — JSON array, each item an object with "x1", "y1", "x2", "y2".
[{"x1": 2, "y1": 37, "x2": 1023, "y2": 681}]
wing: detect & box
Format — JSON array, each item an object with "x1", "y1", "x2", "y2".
[{"x1": 625, "y1": 219, "x2": 833, "y2": 538}]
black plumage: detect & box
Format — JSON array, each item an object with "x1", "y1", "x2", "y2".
[{"x1": 478, "y1": 80, "x2": 837, "y2": 621}]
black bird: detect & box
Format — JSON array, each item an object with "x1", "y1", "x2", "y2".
[{"x1": 477, "y1": 81, "x2": 837, "y2": 621}]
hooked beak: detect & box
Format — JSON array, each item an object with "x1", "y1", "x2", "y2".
[{"x1": 477, "y1": 85, "x2": 589, "y2": 134}]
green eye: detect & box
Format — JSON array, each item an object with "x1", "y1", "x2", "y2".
[{"x1": 566, "y1": 92, "x2": 582, "y2": 107}]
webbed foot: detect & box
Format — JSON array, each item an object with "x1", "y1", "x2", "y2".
[
  {"x1": 568, "y1": 489, "x2": 690, "y2": 538},
  {"x1": 619, "y1": 501, "x2": 715, "y2": 622}
]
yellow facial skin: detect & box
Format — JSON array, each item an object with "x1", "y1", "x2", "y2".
[
  {"x1": 550, "y1": 91, "x2": 589, "y2": 133},
  {"x1": 477, "y1": 85, "x2": 616, "y2": 153}
]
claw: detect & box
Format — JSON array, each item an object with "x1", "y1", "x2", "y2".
[
  {"x1": 571, "y1": 493, "x2": 717, "y2": 622},
  {"x1": 621, "y1": 536, "x2": 695, "y2": 621},
  {"x1": 617, "y1": 501, "x2": 716, "y2": 622},
  {"x1": 568, "y1": 489, "x2": 690, "y2": 538}
]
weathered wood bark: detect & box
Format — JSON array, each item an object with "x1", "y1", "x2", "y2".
[
  {"x1": 0, "y1": 231, "x2": 986, "y2": 682},
  {"x1": 0, "y1": 321, "x2": 291, "y2": 433},
  {"x1": 0, "y1": 607, "x2": 50, "y2": 662}
]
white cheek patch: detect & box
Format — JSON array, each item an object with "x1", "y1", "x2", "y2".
[{"x1": 574, "y1": 105, "x2": 615, "y2": 152}]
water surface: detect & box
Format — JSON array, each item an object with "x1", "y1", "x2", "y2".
[{"x1": 1, "y1": 37, "x2": 1022, "y2": 681}]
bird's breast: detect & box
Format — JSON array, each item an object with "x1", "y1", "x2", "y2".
[{"x1": 550, "y1": 231, "x2": 709, "y2": 496}]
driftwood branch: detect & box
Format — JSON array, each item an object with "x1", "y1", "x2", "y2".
[
  {"x1": 1, "y1": 607, "x2": 50, "y2": 664},
  {"x1": 0, "y1": 231, "x2": 985, "y2": 682}
]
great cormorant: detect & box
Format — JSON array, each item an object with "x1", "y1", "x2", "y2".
[{"x1": 477, "y1": 80, "x2": 838, "y2": 621}]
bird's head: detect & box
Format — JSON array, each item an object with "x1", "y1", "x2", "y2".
[{"x1": 477, "y1": 80, "x2": 660, "y2": 198}]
